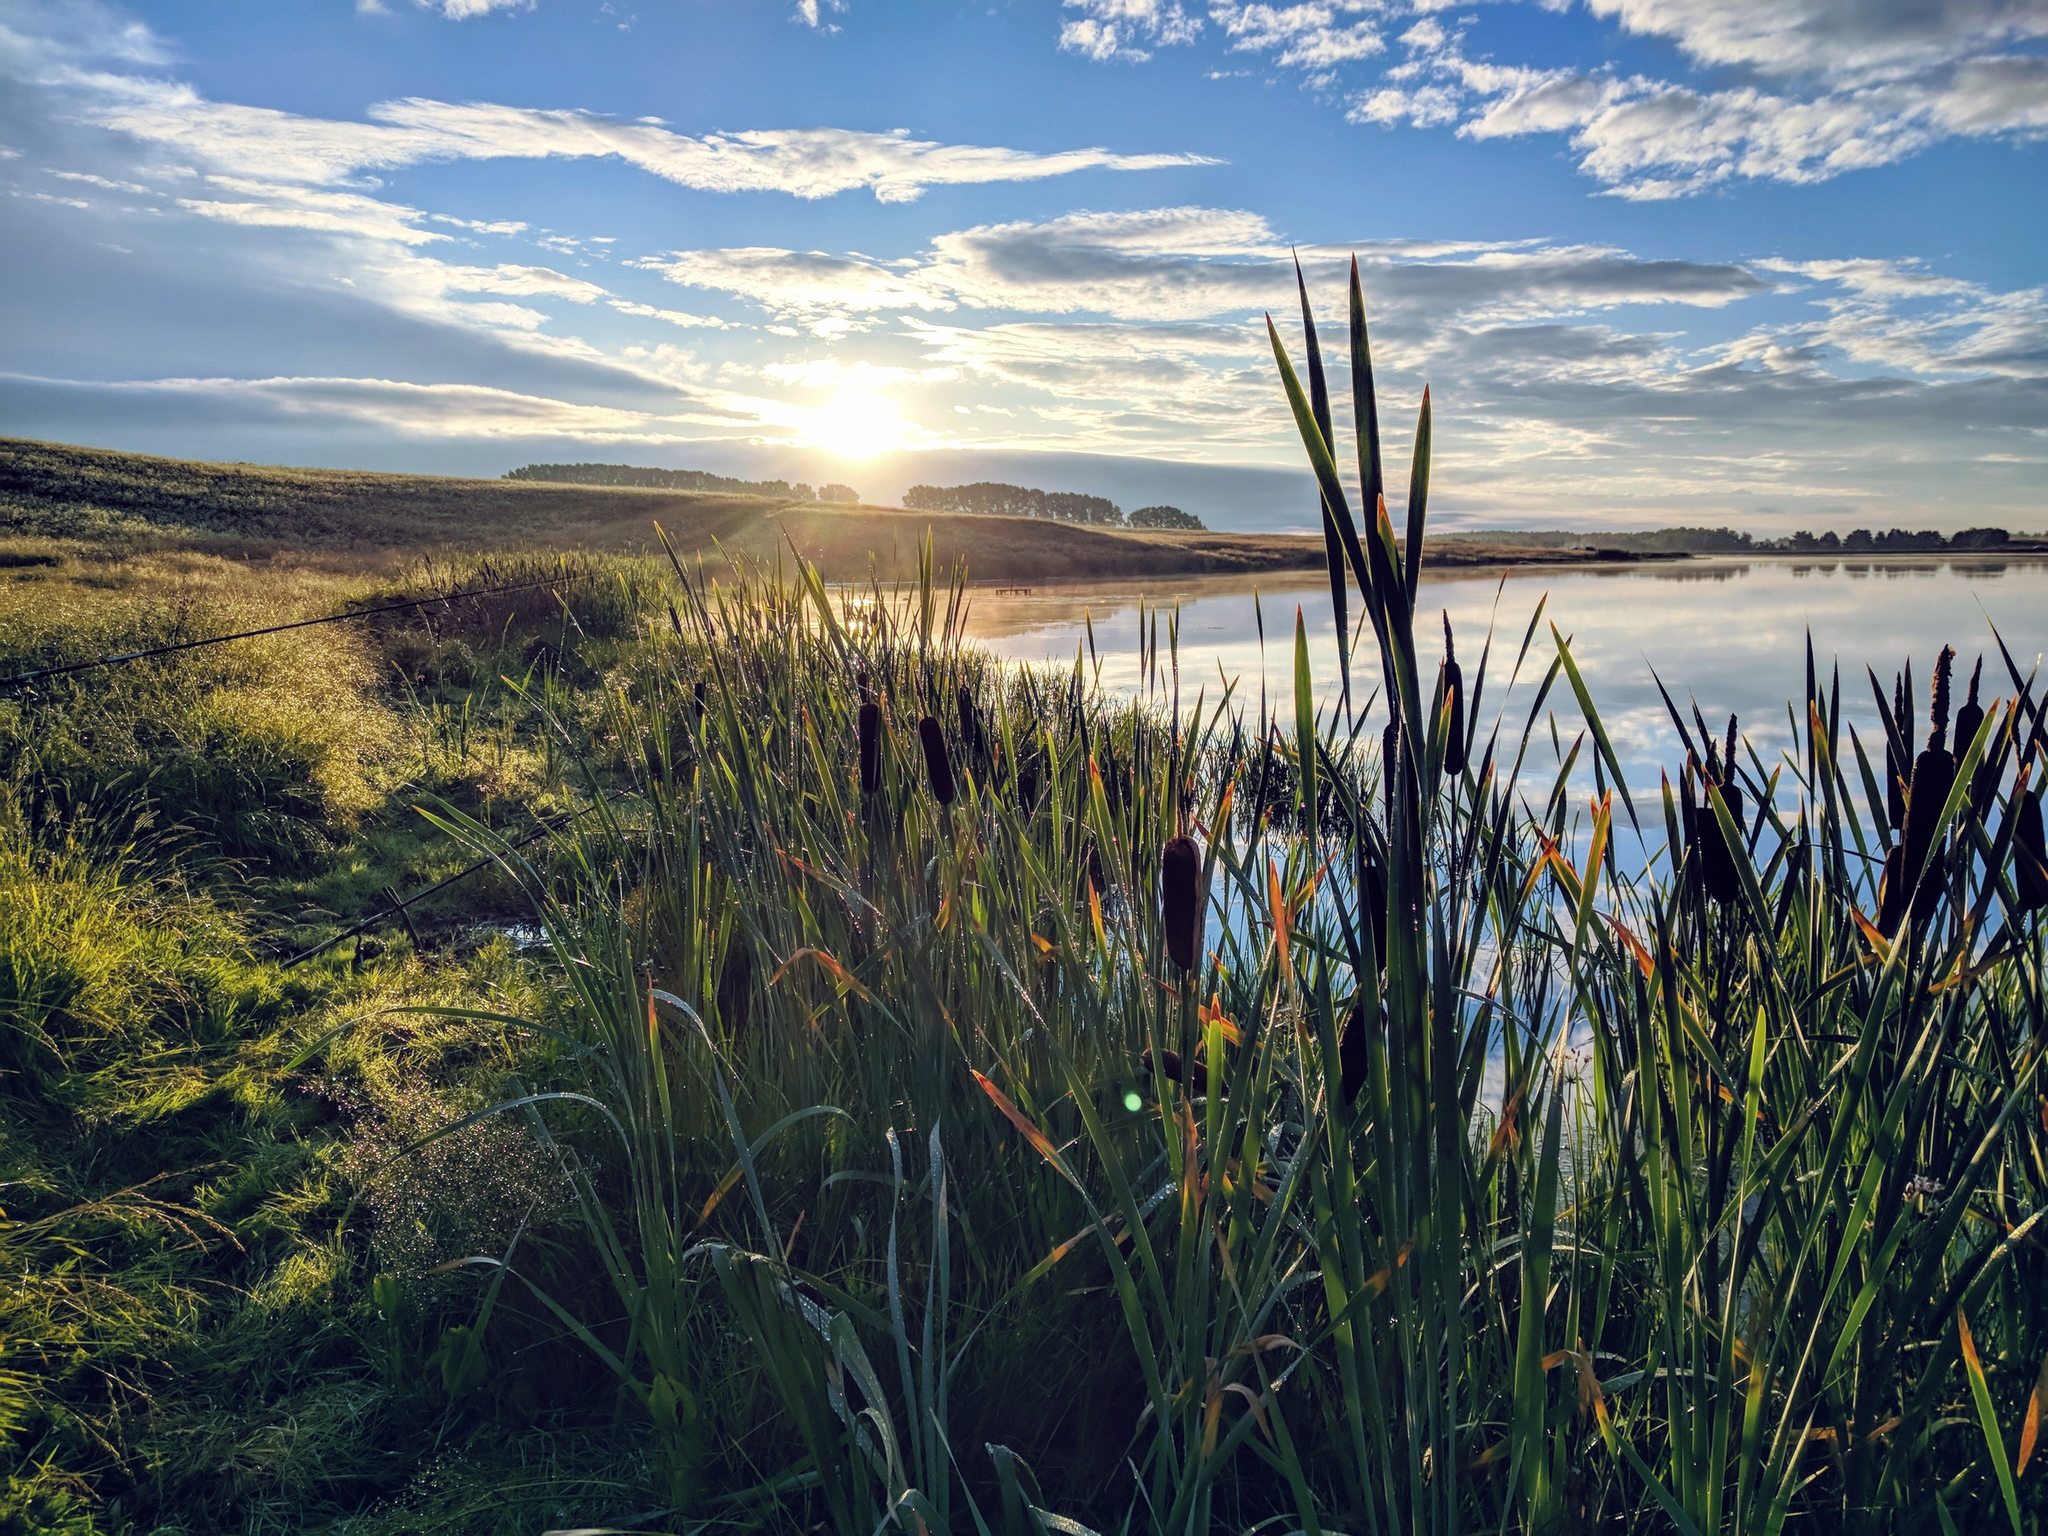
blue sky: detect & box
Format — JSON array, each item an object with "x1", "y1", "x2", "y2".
[{"x1": 2, "y1": 0, "x2": 2044, "y2": 532}]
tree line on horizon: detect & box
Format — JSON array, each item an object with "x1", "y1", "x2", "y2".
[
  {"x1": 505, "y1": 463, "x2": 859, "y2": 503},
  {"x1": 901, "y1": 480, "x2": 1205, "y2": 530},
  {"x1": 1462, "y1": 523, "x2": 2041, "y2": 554}
]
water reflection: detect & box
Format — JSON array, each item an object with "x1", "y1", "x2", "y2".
[{"x1": 960, "y1": 556, "x2": 2048, "y2": 798}]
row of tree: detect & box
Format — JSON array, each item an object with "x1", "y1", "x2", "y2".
[
  {"x1": 901, "y1": 481, "x2": 1205, "y2": 530},
  {"x1": 505, "y1": 464, "x2": 859, "y2": 502},
  {"x1": 1462, "y1": 524, "x2": 2039, "y2": 554}
]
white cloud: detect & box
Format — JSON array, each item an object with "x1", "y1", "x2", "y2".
[
  {"x1": 73, "y1": 77, "x2": 1214, "y2": 203},
  {"x1": 1585, "y1": 0, "x2": 2048, "y2": 83},
  {"x1": 175, "y1": 176, "x2": 447, "y2": 243},
  {"x1": 648, "y1": 210, "x2": 1770, "y2": 331},
  {"x1": 1060, "y1": 0, "x2": 1202, "y2": 62},
  {"x1": 1212, "y1": 2, "x2": 1384, "y2": 71},
  {"x1": 425, "y1": 0, "x2": 533, "y2": 18},
  {"x1": 609, "y1": 299, "x2": 734, "y2": 329},
  {"x1": 50, "y1": 167, "x2": 150, "y2": 192},
  {"x1": 428, "y1": 213, "x2": 530, "y2": 234},
  {"x1": 1329, "y1": 4, "x2": 2048, "y2": 197},
  {"x1": 645, "y1": 247, "x2": 955, "y2": 332},
  {"x1": 792, "y1": 0, "x2": 846, "y2": 28},
  {"x1": 760, "y1": 357, "x2": 955, "y2": 388}
]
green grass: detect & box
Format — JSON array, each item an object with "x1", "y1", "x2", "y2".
[{"x1": 4, "y1": 296, "x2": 2047, "y2": 1534}]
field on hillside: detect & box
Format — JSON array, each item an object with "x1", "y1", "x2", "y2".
[{"x1": 0, "y1": 438, "x2": 1659, "y2": 585}]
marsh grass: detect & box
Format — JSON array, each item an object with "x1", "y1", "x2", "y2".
[{"x1": 350, "y1": 288, "x2": 2048, "y2": 1536}]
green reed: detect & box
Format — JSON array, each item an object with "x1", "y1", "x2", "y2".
[{"x1": 400, "y1": 279, "x2": 2048, "y2": 1536}]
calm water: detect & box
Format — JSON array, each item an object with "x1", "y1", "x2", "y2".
[{"x1": 960, "y1": 556, "x2": 2048, "y2": 803}]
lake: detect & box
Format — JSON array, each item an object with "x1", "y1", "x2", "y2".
[{"x1": 960, "y1": 555, "x2": 2048, "y2": 806}]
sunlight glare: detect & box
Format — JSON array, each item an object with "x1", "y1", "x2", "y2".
[{"x1": 805, "y1": 390, "x2": 904, "y2": 459}]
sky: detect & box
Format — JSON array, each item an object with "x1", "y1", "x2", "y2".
[{"x1": 1, "y1": 0, "x2": 2044, "y2": 533}]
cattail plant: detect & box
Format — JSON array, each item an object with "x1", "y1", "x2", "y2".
[
  {"x1": 858, "y1": 701, "x2": 881, "y2": 795},
  {"x1": 1160, "y1": 834, "x2": 1202, "y2": 973},
  {"x1": 1440, "y1": 612, "x2": 1465, "y2": 776},
  {"x1": 1957, "y1": 656, "x2": 1999, "y2": 813},
  {"x1": 1697, "y1": 716, "x2": 1744, "y2": 906},
  {"x1": 1955, "y1": 656, "x2": 1984, "y2": 758},
  {"x1": 2010, "y1": 779, "x2": 2048, "y2": 912},
  {"x1": 1901, "y1": 646, "x2": 1956, "y2": 926},
  {"x1": 1877, "y1": 843, "x2": 1909, "y2": 935},
  {"x1": 918, "y1": 715, "x2": 955, "y2": 805},
  {"x1": 1140, "y1": 1047, "x2": 1207, "y2": 1095}
]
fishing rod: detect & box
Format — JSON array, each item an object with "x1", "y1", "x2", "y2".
[{"x1": 0, "y1": 570, "x2": 600, "y2": 692}]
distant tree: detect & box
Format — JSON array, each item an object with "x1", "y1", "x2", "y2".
[
  {"x1": 902, "y1": 482, "x2": 1125, "y2": 524},
  {"x1": 1951, "y1": 526, "x2": 2011, "y2": 549},
  {"x1": 1844, "y1": 528, "x2": 1874, "y2": 551},
  {"x1": 1128, "y1": 504, "x2": 1206, "y2": 531},
  {"x1": 1043, "y1": 491, "x2": 1123, "y2": 526},
  {"x1": 819, "y1": 483, "x2": 860, "y2": 503},
  {"x1": 1819, "y1": 530, "x2": 1840, "y2": 550},
  {"x1": 504, "y1": 463, "x2": 818, "y2": 499},
  {"x1": 1787, "y1": 529, "x2": 1819, "y2": 551}
]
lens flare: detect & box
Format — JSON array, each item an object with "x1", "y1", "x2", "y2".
[{"x1": 805, "y1": 390, "x2": 904, "y2": 459}]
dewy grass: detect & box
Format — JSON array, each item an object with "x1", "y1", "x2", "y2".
[{"x1": 7, "y1": 319, "x2": 2048, "y2": 1534}]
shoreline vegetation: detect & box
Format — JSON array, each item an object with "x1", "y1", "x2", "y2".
[{"x1": 3, "y1": 312, "x2": 2046, "y2": 1536}]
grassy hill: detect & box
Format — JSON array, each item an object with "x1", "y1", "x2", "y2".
[{"x1": 0, "y1": 437, "x2": 1648, "y2": 583}]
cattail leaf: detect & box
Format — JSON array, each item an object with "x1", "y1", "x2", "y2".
[
  {"x1": 1550, "y1": 624, "x2": 1640, "y2": 832},
  {"x1": 1959, "y1": 1308, "x2": 2026, "y2": 1534},
  {"x1": 1403, "y1": 386, "x2": 1430, "y2": 607},
  {"x1": 1266, "y1": 314, "x2": 1371, "y2": 606},
  {"x1": 2018, "y1": 1349, "x2": 2048, "y2": 1475}
]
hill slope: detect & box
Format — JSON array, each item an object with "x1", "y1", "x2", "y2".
[{"x1": 0, "y1": 438, "x2": 1650, "y2": 583}]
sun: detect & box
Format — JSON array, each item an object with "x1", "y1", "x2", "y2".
[{"x1": 804, "y1": 390, "x2": 905, "y2": 459}]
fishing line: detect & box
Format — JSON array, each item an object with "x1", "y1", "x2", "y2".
[
  {"x1": 279, "y1": 789, "x2": 630, "y2": 968},
  {"x1": 0, "y1": 570, "x2": 599, "y2": 692}
]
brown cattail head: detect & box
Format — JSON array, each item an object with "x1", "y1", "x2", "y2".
[
  {"x1": 1930, "y1": 646, "x2": 1955, "y2": 750},
  {"x1": 1338, "y1": 1004, "x2": 1369, "y2": 1108},
  {"x1": 1161, "y1": 835, "x2": 1203, "y2": 973},
  {"x1": 1877, "y1": 844, "x2": 1908, "y2": 936},
  {"x1": 1355, "y1": 844, "x2": 1387, "y2": 970},
  {"x1": 1696, "y1": 718, "x2": 1745, "y2": 906},
  {"x1": 1955, "y1": 657, "x2": 1984, "y2": 757},
  {"x1": 855, "y1": 659, "x2": 872, "y2": 704},
  {"x1": 858, "y1": 701, "x2": 881, "y2": 795},
  {"x1": 919, "y1": 715, "x2": 955, "y2": 804},
  {"x1": 1441, "y1": 611, "x2": 1466, "y2": 777},
  {"x1": 693, "y1": 679, "x2": 708, "y2": 720},
  {"x1": 1901, "y1": 660, "x2": 1958, "y2": 926},
  {"x1": 2012, "y1": 786, "x2": 2048, "y2": 913},
  {"x1": 1141, "y1": 1047, "x2": 1208, "y2": 1096}
]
